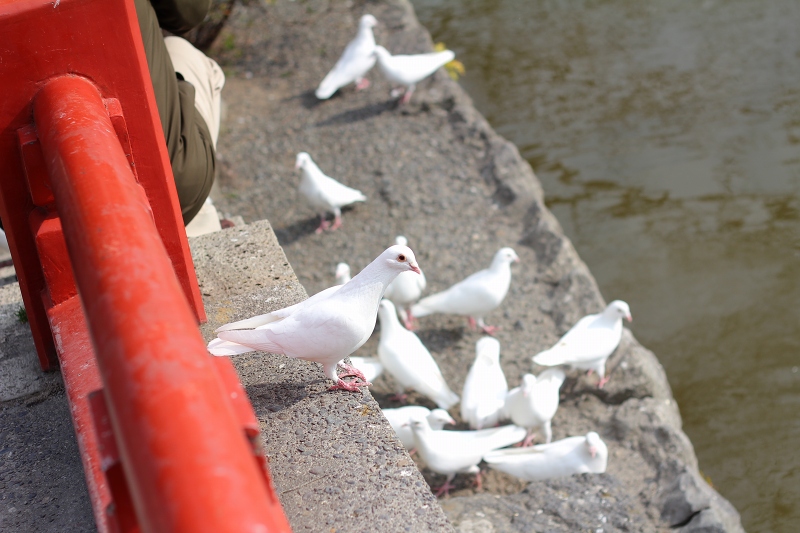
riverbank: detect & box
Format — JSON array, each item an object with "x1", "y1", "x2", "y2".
[{"x1": 208, "y1": 0, "x2": 744, "y2": 531}]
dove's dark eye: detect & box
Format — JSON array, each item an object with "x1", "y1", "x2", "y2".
[{"x1": 398, "y1": 254, "x2": 406, "y2": 262}]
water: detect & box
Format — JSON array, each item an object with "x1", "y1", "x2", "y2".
[{"x1": 410, "y1": 1, "x2": 800, "y2": 531}]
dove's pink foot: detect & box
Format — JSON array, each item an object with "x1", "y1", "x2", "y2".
[
  {"x1": 434, "y1": 478, "x2": 457, "y2": 498},
  {"x1": 355, "y1": 78, "x2": 371, "y2": 90},
  {"x1": 330, "y1": 215, "x2": 343, "y2": 231},
  {"x1": 474, "y1": 470, "x2": 483, "y2": 491},
  {"x1": 518, "y1": 432, "x2": 536, "y2": 447},
  {"x1": 329, "y1": 378, "x2": 371, "y2": 392},
  {"x1": 315, "y1": 217, "x2": 331, "y2": 234},
  {"x1": 598, "y1": 375, "x2": 609, "y2": 389},
  {"x1": 480, "y1": 325, "x2": 500, "y2": 336},
  {"x1": 587, "y1": 369, "x2": 594, "y2": 376},
  {"x1": 467, "y1": 317, "x2": 477, "y2": 330},
  {"x1": 389, "y1": 393, "x2": 409, "y2": 403},
  {"x1": 338, "y1": 363, "x2": 367, "y2": 382},
  {"x1": 399, "y1": 88, "x2": 414, "y2": 105},
  {"x1": 402, "y1": 312, "x2": 418, "y2": 331}
]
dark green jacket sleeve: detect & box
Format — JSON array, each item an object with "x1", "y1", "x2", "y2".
[{"x1": 150, "y1": 0, "x2": 210, "y2": 35}]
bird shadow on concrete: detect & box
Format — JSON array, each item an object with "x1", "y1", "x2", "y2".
[
  {"x1": 314, "y1": 99, "x2": 395, "y2": 127},
  {"x1": 246, "y1": 380, "x2": 311, "y2": 414},
  {"x1": 272, "y1": 217, "x2": 320, "y2": 246},
  {"x1": 415, "y1": 327, "x2": 466, "y2": 353},
  {"x1": 293, "y1": 88, "x2": 327, "y2": 110}
]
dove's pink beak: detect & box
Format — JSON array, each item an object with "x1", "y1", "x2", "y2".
[
  {"x1": 410, "y1": 263, "x2": 422, "y2": 275},
  {"x1": 625, "y1": 314, "x2": 632, "y2": 323},
  {"x1": 589, "y1": 446, "x2": 598, "y2": 458},
  {"x1": 446, "y1": 416, "x2": 456, "y2": 425},
  {"x1": 294, "y1": 161, "x2": 301, "y2": 170}
]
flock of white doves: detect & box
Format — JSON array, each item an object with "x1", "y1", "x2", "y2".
[{"x1": 207, "y1": 14, "x2": 633, "y2": 497}]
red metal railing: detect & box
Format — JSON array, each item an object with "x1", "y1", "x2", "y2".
[
  {"x1": 31, "y1": 74, "x2": 291, "y2": 533},
  {"x1": 0, "y1": 0, "x2": 292, "y2": 531}
]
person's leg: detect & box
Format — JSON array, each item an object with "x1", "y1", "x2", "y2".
[
  {"x1": 163, "y1": 36, "x2": 225, "y2": 149},
  {"x1": 134, "y1": 0, "x2": 216, "y2": 225}
]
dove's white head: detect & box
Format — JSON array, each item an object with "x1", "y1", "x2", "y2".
[
  {"x1": 492, "y1": 247, "x2": 520, "y2": 267},
  {"x1": 520, "y1": 373, "x2": 537, "y2": 398},
  {"x1": 380, "y1": 244, "x2": 421, "y2": 275},
  {"x1": 605, "y1": 300, "x2": 632, "y2": 323},
  {"x1": 585, "y1": 431, "x2": 604, "y2": 459},
  {"x1": 475, "y1": 336, "x2": 501, "y2": 365},
  {"x1": 428, "y1": 408, "x2": 456, "y2": 428},
  {"x1": 360, "y1": 14, "x2": 378, "y2": 29},
  {"x1": 407, "y1": 413, "x2": 432, "y2": 434},
  {"x1": 335, "y1": 262, "x2": 351, "y2": 285},
  {"x1": 295, "y1": 152, "x2": 312, "y2": 170}
]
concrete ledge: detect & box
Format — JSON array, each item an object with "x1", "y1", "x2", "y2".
[{"x1": 192, "y1": 220, "x2": 453, "y2": 533}]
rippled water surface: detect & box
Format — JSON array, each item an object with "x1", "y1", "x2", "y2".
[{"x1": 411, "y1": 1, "x2": 800, "y2": 531}]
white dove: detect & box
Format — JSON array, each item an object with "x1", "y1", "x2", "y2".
[
  {"x1": 334, "y1": 262, "x2": 352, "y2": 285},
  {"x1": 0, "y1": 228, "x2": 8, "y2": 254},
  {"x1": 377, "y1": 299, "x2": 459, "y2": 409},
  {"x1": 483, "y1": 431, "x2": 608, "y2": 482},
  {"x1": 461, "y1": 337, "x2": 508, "y2": 430},
  {"x1": 382, "y1": 406, "x2": 455, "y2": 450},
  {"x1": 532, "y1": 300, "x2": 632, "y2": 388},
  {"x1": 295, "y1": 152, "x2": 367, "y2": 233},
  {"x1": 502, "y1": 369, "x2": 565, "y2": 446},
  {"x1": 207, "y1": 245, "x2": 421, "y2": 392},
  {"x1": 315, "y1": 14, "x2": 378, "y2": 99},
  {"x1": 408, "y1": 414, "x2": 526, "y2": 497},
  {"x1": 383, "y1": 236, "x2": 426, "y2": 328},
  {"x1": 411, "y1": 247, "x2": 519, "y2": 335},
  {"x1": 373, "y1": 45, "x2": 455, "y2": 104}
]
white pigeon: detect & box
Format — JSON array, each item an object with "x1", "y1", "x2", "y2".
[
  {"x1": 315, "y1": 14, "x2": 378, "y2": 99},
  {"x1": 382, "y1": 406, "x2": 455, "y2": 450},
  {"x1": 382, "y1": 236, "x2": 427, "y2": 328},
  {"x1": 0, "y1": 228, "x2": 8, "y2": 254},
  {"x1": 347, "y1": 356, "x2": 383, "y2": 382},
  {"x1": 207, "y1": 245, "x2": 421, "y2": 392},
  {"x1": 295, "y1": 152, "x2": 367, "y2": 233},
  {"x1": 532, "y1": 300, "x2": 632, "y2": 388},
  {"x1": 501, "y1": 369, "x2": 565, "y2": 446},
  {"x1": 373, "y1": 45, "x2": 455, "y2": 104},
  {"x1": 334, "y1": 262, "x2": 352, "y2": 285},
  {"x1": 408, "y1": 414, "x2": 526, "y2": 496},
  {"x1": 483, "y1": 431, "x2": 608, "y2": 481},
  {"x1": 461, "y1": 337, "x2": 508, "y2": 430},
  {"x1": 411, "y1": 247, "x2": 519, "y2": 335},
  {"x1": 377, "y1": 299, "x2": 459, "y2": 409}
]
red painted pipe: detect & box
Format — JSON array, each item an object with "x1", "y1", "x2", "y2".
[{"x1": 33, "y1": 75, "x2": 291, "y2": 533}]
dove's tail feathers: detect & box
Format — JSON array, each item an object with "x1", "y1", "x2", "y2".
[
  {"x1": 411, "y1": 290, "x2": 451, "y2": 317},
  {"x1": 315, "y1": 75, "x2": 341, "y2": 100},
  {"x1": 538, "y1": 367, "x2": 567, "y2": 387},
  {"x1": 433, "y1": 388, "x2": 460, "y2": 410},
  {"x1": 216, "y1": 330, "x2": 283, "y2": 354},
  {"x1": 215, "y1": 312, "x2": 280, "y2": 333},
  {"x1": 207, "y1": 338, "x2": 256, "y2": 357},
  {"x1": 483, "y1": 445, "x2": 543, "y2": 463},
  {"x1": 477, "y1": 425, "x2": 527, "y2": 450},
  {"x1": 533, "y1": 348, "x2": 566, "y2": 367}
]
